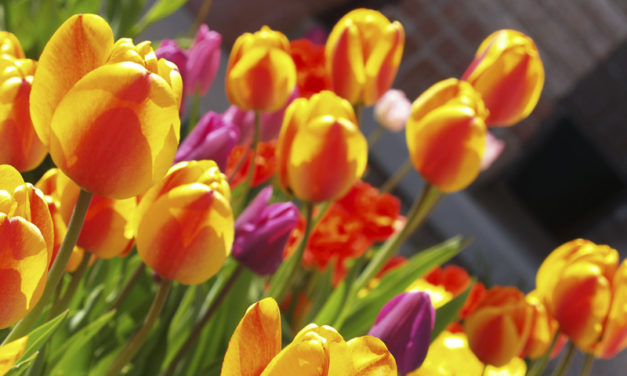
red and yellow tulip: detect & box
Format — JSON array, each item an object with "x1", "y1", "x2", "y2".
[{"x1": 0, "y1": 336, "x2": 28, "y2": 376}]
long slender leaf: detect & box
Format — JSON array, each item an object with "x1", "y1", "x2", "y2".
[{"x1": 20, "y1": 311, "x2": 68, "y2": 361}]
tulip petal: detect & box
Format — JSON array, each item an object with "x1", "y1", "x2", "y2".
[
  {"x1": 0, "y1": 336, "x2": 28, "y2": 376},
  {"x1": 222, "y1": 298, "x2": 281, "y2": 376},
  {"x1": 0, "y1": 164, "x2": 24, "y2": 193},
  {"x1": 49, "y1": 62, "x2": 180, "y2": 199},
  {"x1": 30, "y1": 14, "x2": 114, "y2": 145},
  {"x1": 326, "y1": 19, "x2": 365, "y2": 105},
  {"x1": 363, "y1": 22, "x2": 404, "y2": 106},
  {"x1": 595, "y1": 260, "x2": 627, "y2": 358},
  {"x1": 347, "y1": 336, "x2": 397, "y2": 375}
]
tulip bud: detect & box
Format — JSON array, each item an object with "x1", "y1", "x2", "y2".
[
  {"x1": 277, "y1": 90, "x2": 367, "y2": 202},
  {"x1": 326, "y1": 8, "x2": 404, "y2": 106},
  {"x1": 462, "y1": 29, "x2": 544, "y2": 126},
  {"x1": 187, "y1": 25, "x2": 221, "y2": 96},
  {"x1": 130, "y1": 160, "x2": 234, "y2": 285},
  {"x1": 536, "y1": 239, "x2": 627, "y2": 358},
  {"x1": 464, "y1": 286, "x2": 532, "y2": 367},
  {"x1": 0, "y1": 165, "x2": 53, "y2": 328},
  {"x1": 232, "y1": 187, "x2": 299, "y2": 275},
  {"x1": 0, "y1": 53, "x2": 47, "y2": 171},
  {"x1": 226, "y1": 26, "x2": 296, "y2": 112},
  {"x1": 406, "y1": 78, "x2": 488, "y2": 193},
  {"x1": 175, "y1": 111, "x2": 240, "y2": 170},
  {"x1": 521, "y1": 290, "x2": 565, "y2": 359},
  {"x1": 374, "y1": 89, "x2": 411, "y2": 132},
  {"x1": 369, "y1": 291, "x2": 435, "y2": 373},
  {"x1": 30, "y1": 14, "x2": 182, "y2": 199}
]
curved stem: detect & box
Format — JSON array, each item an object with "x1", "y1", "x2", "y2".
[
  {"x1": 3, "y1": 190, "x2": 93, "y2": 344},
  {"x1": 110, "y1": 263, "x2": 146, "y2": 311},
  {"x1": 380, "y1": 158, "x2": 413, "y2": 193},
  {"x1": 268, "y1": 201, "x2": 314, "y2": 302},
  {"x1": 187, "y1": 0, "x2": 214, "y2": 37},
  {"x1": 185, "y1": 94, "x2": 201, "y2": 139},
  {"x1": 106, "y1": 279, "x2": 172, "y2": 376},
  {"x1": 48, "y1": 253, "x2": 91, "y2": 318},
  {"x1": 579, "y1": 353, "x2": 594, "y2": 376},
  {"x1": 160, "y1": 265, "x2": 243, "y2": 376},
  {"x1": 528, "y1": 330, "x2": 561, "y2": 376},
  {"x1": 550, "y1": 341, "x2": 576, "y2": 376},
  {"x1": 367, "y1": 124, "x2": 385, "y2": 148}
]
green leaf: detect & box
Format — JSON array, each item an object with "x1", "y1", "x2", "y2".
[
  {"x1": 134, "y1": 0, "x2": 188, "y2": 35},
  {"x1": 312, "y1": 279, "x2": 347, "y2": 326},
  {"x1": 48, "y1": 310, "x2": 116, "y2": 375},
  {"x1": 7, "y1": 352, "x2": 39, "y2": 376},
  {"x1": 20, "y1": 311, "x2": 68, "y2": 361},
  {"x1": 338, "y1": 237, "x2": 466, "y2": 338},
  {"x1": 431, "y1": 282, "x2": 473, "y2": 341}
]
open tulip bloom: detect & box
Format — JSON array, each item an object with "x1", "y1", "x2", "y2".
[{"x1": 0, "y1": 5, "x2": 623, "y2": 376}]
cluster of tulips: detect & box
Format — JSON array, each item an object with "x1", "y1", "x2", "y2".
[{"x1": 0, "y1": 4, "x2": 625, "y2": 376}]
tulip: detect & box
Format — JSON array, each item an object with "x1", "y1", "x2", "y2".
[
  {"x1": 326, "y1": 8, "x2": 404, "y2": 106},
  {"x1": 464, "y1": 286, "x2": 532, "y2": 367},
  {"x1": 290, "y1": 39, "x2": 329, "y2": 98},
  {"x1": 30, "y1": 14, "x2": 182, "y2": 199},
  {"x1": 406, "y1": 78, "x2": 488, "y2": 193},
  {"x1": 536, "y1": 239, "x2": 627, "y2": 358},
  {"x1": 232, "y1": 187, "x2": 299, "y2": 275},
  {"x1": 480, "y1": 131, "x2": 505, "y2": 170},
  {"x1": 374, "y1": 89, "x2": 411, "y2": 132},
  {"x1": 226, "y1": 26, "x2": 296, "y2": 112},
  {"x1": 186, "y1": 24, "x2": 221, "y2": 96},
  {"x1": 462, "y1": 29, "x2": 544, "y2": 126},
  {"x1": 174, "y1": 111, "x2": 240, "y2": 170},
  {"x1": 277, "y1": 90, "x2": 367, "y2": 202},
  {"x1": 36, "y1": 168, "x2": 135, "y2": 259},
  {"x1": 0, "y1": 32, "x2": 24, "y2": 58},
  {"x1": 130, "y1": 160, "x2": 233, "y2": 285},
  {"x1": 522, "y1": 290, "x2": 565, "y2": 359},
  {"x1": 410, "y1": 331, "x2": 527, "y2": 376},
  {"x1": 0, "y1": 165, "x2": 53, "y2": 329},
  {"x1": 0, "y1": 52, "x2": 47, "y2": 171},
  {"x1": 155, "y1": 39, "x2": 188, "y2": 87},
  {"x1": 221, "y1": 297, "x2": 397, "y2": 375},
  {"x1": 0, "y1": 336, "x2": 28, "y2": 375},
  {"x1": 368, "y1": 291, "x2": 435, "y2": 373},
  {"x1": 226, "y1": 140, "x2": 277, "y2": 188}
]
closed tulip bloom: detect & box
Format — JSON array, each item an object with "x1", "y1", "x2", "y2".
[
  {"x1": 326, "y1": 8, "x2": 404, "y2": 106},
  {"x1": 0, "y1": 336, "x2": 28, "y2": 376},
  {"x1": 226, "y1": 26, "x2": 296, "y2": 112},
  {"x1": 369, "y1": 291, "x2": 435, "y2": 373},
  {"x1": 187, "y1": 25, "x2": 221, "y2": 96},
  {"x1": 130, "y1": 160, "x2": 233, "y2": 285},
  {"x1": 222, "y1": 297, "x2": 397, "y2": 375},
  {"x1": 536, "y1": 239, "x2": 627, "y2": 358},
  {"x1": 521, "y1": 291, "x2": 566, "y2": 359},
  {"x1": 0, "y1": 54, "x2": 46, "y2": 171},
  {"x1": 36, "y1": 168, "x2": 135, "y2": 259},
  {"x1": 277, "y1": 90, "x2": 367, "y2": 202},
  {"x1": 174, "y1": 111, "x2": 240, "y2": 171},
  {"x1": 30, "y1": 14, "x2": 182, "y2": 199},
  {"x1": 465, "y1": 286, "x2": 532, "y2": 367},
  {"x1": 462, "y1": 29, "x2": 544, "y2": 126},
  {"x1": 0, "y1": 165, "x2": 53, "y2": 328},
  {"x1": 233, "y1": 187, "x2": 299, "y2": 275},
  {"x1": 374, "y1": 89, "x2": 411, "y2": 132},
  {"x1": 406, "y1": 79, "x2": 488, "y2": 193}
]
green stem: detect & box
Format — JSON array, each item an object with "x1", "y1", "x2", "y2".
[
  {"x1": 110, "y1": 263, "x2": 146, "y2": 311},
  {"x1": 268, "y1": 201, "x2": 314, "y2": 302},
  {"x1": 480, "y1": 364, "x2": 486, "y2": 376},
  {"x1": 187, "y1": 0, "x2": 214, "y2": 37},
  {"x1": 380, "y1": 158, "x2": 413, "y2": 193},
  {"x1": 48, "y1": 253, "x2": 90, "y2": 318},
  {"x1": 550, "y1": 342, "x2": 576, "y2": 376},
  {"x1": 106, "y1": 279, "x2": 172, "y2": 376},
  {"x1": 367, "y1": 124, "x2": 385, "y2": 148},
  {"x1": 528, "y1": 330, "x2": 561, "y2": 376},
  {"x1": 160, "y1": 265, "x2": 243, "y2": 376},
  {"x1": 186, "y1": 94, "x2": 201, "y2": 139},
  {"x1": 579, "y1": 353, "x2": 594, "y2": 376},
  {"x1": 352, "y1": 183, "x2": 441, "y2": 293},
  {"x1": 2, "y1": 190, "x2": 93, "y2": 344}
]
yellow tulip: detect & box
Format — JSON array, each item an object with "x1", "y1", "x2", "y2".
[{"x1": 0, "y1": 336, "x2": 28, "y2": 376}]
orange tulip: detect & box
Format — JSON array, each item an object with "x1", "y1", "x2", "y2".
[
  {"x1": 36, "y1": 168, "x2": 135, "y2": 259},
  {"x1": 464, "y1": 286, "x2": 532, "y2": 367},
  {"x1": 277, "y1": 90, "x2": 367, "y2": 202},
  {"x1": 226, "y1": 26, "x2": 296, "y2": 112},
  {"x1": 30, "y1": 14, "x2": 182, "y2": 199},
  {"x1": 536, "y1": 239, "x2": 627, "y2": 358},
  {"x1": 521, "y1": 290, "x2": 566, "y2": 359},
  {"x1": 0, "y1": 49, "x2": 46, "y2": 171},
  {"x1": 0, "y1": 165, "x2": 53, "y2": 329},
  {"x1": 406, "y1": 79, "x2": 488, "y2": 193},
  {"x1": 130, "y1": 160, "x2": 233, "y2": 285},
  {"x1": 221, "y1": 298, "x2": 397, "y2": 375},
  {"x1": 462, "y1": 29, "x2": 544, "y2": 126},
  {"x1": 326, "y1": 8, "x2": 404, "y2": 106},
  {"x1": 0, "y1": 336, "x2": 28, "y2": 376}
]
